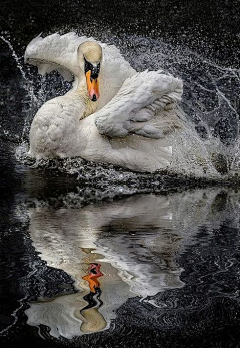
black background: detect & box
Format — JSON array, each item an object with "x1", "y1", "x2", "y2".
[{"x1": 1, "y1": 0, "x2": 240, "y2": 66}]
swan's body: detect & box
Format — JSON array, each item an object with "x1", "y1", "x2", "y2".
[{"x1": 25, "y1": 33, "x2": 218, "y2": 174}]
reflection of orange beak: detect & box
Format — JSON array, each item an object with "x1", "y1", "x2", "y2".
[
  {"x1": 82, "y1": 263, "x2": 103, "y2": 293},
  {"x1": 86, "y1": 70, "x2": 100, "y2": 102}
]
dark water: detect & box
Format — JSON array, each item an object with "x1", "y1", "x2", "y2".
[
  {"x1": 0, "y1": 139, "x2": 240, "y2": 347},
  {"x1": 1, "y1": 1, "x2": 240, "y2": 347}
]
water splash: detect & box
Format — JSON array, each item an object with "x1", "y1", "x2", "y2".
[
  {"x1": 0, "y1": 36, "x2": 39, "y2": 142},
  {"x1": 2, "y1": 31, "x2": 240, "y2": 181},
  {"x1": 0, "y1": 36, "x2": 27, "y2": 80},
  {"x1": 1, "y1": 36, "x2": 71, "y2": 143}
]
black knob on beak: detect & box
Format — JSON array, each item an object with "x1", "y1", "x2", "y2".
[{"x1": 90, "y1": 64, "x2": 100, "y2": 80}]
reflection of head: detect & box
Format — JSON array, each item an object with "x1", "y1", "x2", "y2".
[
  {"x1": 25, "y1": 261, "x2": 131, "y2": 338},
  {"x1": 79, "y1": 263, "x2": 106, "y2": 333},
  {"x1": 79, "y1": 263, "x2": 107, "y2": 334},
  {"x1": 25, "y1": 189, "x2": 232, "y2": 338}
]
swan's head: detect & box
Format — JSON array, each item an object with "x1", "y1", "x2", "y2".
[{"x1": 77, "y1": 41, "x2": 102, "y2": 102}]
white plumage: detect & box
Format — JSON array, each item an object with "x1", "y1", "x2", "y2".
[
  {"x1": 25, "y1": 32, "x2": 211, "y2": 173},
  {"x1": 95, "y1": 70, "x2": 183, "y2": 138}
]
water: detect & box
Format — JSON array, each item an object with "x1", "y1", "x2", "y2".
[
  {"x1": 23, "y1": 188, "x2": 239, "y2": 340},
  {"x1": 1, "y1": 149, "x2": 240, "y2": 346},
  {"x1": 1, "y1": 2, "x2": 240, "y2": 347}
]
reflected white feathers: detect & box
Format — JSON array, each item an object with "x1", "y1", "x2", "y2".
[{"x1": 24, "y1": 189, "x2": 233, "y2": 338}]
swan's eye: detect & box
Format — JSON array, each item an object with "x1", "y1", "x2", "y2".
[
  {"x1": 84, "y1": 58, "x2": 93, "y2": 74},
  {"x1": 84, "y1": 58, "x2": 100, "y2": 79}
]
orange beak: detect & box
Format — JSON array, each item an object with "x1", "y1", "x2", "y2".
[{"x1": 86, "y1": 70, "x2": 100, "y2": 102}]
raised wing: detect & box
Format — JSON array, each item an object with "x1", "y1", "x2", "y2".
[
  {"x1": 24, "y1": 32, "x2": 88, "y2": 81},
  {"x1": 94, "y1": 70, "x2": 184, "y2": 139},
  {"x1": 24, "y1": 32, "x2": 135, "y2": 86}
]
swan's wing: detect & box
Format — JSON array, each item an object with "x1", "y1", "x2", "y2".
[
  {"x1": 24, "y1": 32, "x2": 135, "y2": 84},
  {"x1": 95, "y1": 70, "x2": 184, "y2": 139},
  {"x1": 24, "y1": 32, "x2": 89, "y2": 81}
]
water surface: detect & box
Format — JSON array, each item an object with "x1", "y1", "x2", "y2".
[{"x1": 0, "y1": 142, "x2": 239, "y2": 347}]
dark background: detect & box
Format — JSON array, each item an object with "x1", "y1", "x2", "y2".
[{"x1": 1, "y1": 0, "x2": 240, "y2": 66}]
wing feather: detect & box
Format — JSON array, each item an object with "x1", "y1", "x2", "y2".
[
  {"x1": 95, "y1": 70, "x2": 183, "y2": 139},
  {"x1": 24, "y1": 32, "x2": 89, "y2": 81},
  {"x1": 24, "y1": 32, "x2": 134, "y2": 84}
]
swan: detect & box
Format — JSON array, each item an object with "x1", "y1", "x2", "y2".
[{"x1": 25, "y1": 32, "x2": 218, "y2": 175}]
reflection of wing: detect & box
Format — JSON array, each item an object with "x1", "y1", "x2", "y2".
[
  {"x1": 25, "y1": 189, "x2": 230, "y2": 338},
  {"x1": 95, "y1": 70, "x2": 183, "y2": 139}
]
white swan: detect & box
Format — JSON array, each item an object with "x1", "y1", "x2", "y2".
[{"x1": 25, "y1": 32, "x2": 218, "y2": 175}]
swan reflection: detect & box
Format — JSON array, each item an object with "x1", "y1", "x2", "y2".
[{"x1": 25, "y1": 188, "x2": 235, "y2": 338}]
